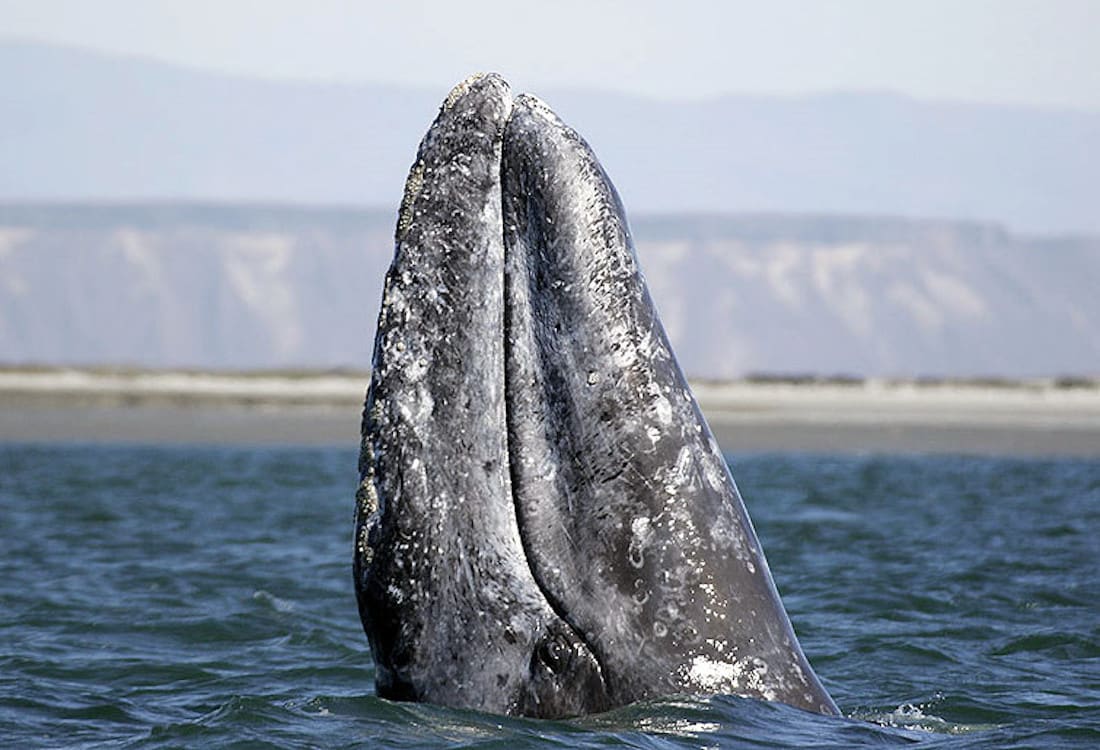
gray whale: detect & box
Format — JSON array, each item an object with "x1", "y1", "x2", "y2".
[{"x1": 354, "y1": 73, "x2": 839, "y2": 719}]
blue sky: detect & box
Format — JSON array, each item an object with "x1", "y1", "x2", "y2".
[{"x1": 1, "y1": 0, "x2": 1097, "y2": 109}]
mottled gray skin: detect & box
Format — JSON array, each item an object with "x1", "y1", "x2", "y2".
[
  {"x1": 355, "y1": 74, "x2": 838, "y2": 719},
  {"x1": 354, "y1": 75, "x2": 607, "y2": 718}
]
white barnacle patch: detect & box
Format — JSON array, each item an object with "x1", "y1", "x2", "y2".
[
  {"x1": 537, "y1": 458, "x2": 558, "y2": 482},
  {"x1": 628, "y1": 516, "x2": 653, "y2": 569},
  {"x1": 356, "y1": 522, "x2": 373, "y2": 564},
  {"x1": 648, "y1": 382, "x2": 674, "y2": 426},
  {"x1": 382, "y1": 283, "x2": 407, "y2": 317},
  {"x1": 396, "y1": 385, "x2": 434, "y2": 426},
  {"x1": 698, "y1": 583, "x2": 726, "y2": 621},
  {"x1": 701, "y1": 451, "x2": 728, "y2": 493},
  {"x1": 385, "y1": 582, "x2": 406, "y2": 604},
  {"x1": 685, "y1": 656, "x2": 777, "y2": 701},
  {"x1": 442, "y1": 72, "x2": 484, "y2": 110},
  {"x1": 705, "y1": 637, "x2": 730, "y2": 654},
  {"x1": 396, "y1": 162, "x2": 426, "y2": 240},
  {"x1": 685, "y1": 656, "x2": 738, "y2": 693},
  {"x1": 673, "y1": 445, "x2": 692, "y2": 480},
  {"x1": 356, "y1": 475, "x2": 380, "y2": 517},
  {"x1": 663, "y1": 446, "x2": 693, "y2": 495},
  {"x1": 424, "y1": 284, "x2": 443, "y2": 309},
  {"x1": 708, "y1": 509, "x2": 747, "y2": 560},
  {"x1": 742, "y1": 658, "x2": 777, "y2": 701},
  {"x1": 791, "y1": 661, "x2": 808, "y2": 685}
]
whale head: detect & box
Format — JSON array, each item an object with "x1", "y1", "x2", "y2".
[{"x1": 353, "y1": 74, "x2": 838, "y2": 719}]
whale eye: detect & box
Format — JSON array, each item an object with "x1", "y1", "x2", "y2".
[
  {"x1": 520, "y1": 629, "x2": 611, "y2": 717},
  {"x1": 536, "y1": 635, "x2": 570, "y2": 674}
]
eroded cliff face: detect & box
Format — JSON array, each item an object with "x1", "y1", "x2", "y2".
[{"x1": 1, "y1": 204, "x2": 1097, "y2": 378}]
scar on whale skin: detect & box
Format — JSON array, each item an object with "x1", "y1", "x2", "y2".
[{"x1": 353, "y1": 73, "x2": 839, "y2": 719}]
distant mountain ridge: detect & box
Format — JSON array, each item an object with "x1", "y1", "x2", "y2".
[
  {"x1": 1, "y1": 203, "x2": 1096, "y2": 379},
  {"x1": 2, "y1": 39, "x2": 1099, "y2": 235}
]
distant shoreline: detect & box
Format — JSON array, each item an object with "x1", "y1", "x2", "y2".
[{"x1": 2, "y1": 367, "x2": 1099, "y2": 456}]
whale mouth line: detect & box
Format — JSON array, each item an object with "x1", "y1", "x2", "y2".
[
  {"x1": 494, "y1": 105, "x2": 615, "y2": 692},
  {"x1": 495, "y1": 94, "x2": 653, "y2": 708},
  {"x1": 499, "y1": 239, "x2": 611, "y2": 691}
]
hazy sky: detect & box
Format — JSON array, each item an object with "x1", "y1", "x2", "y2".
[{"x1": 2, "y1": 0, "x2": 1098, "y2": 109}]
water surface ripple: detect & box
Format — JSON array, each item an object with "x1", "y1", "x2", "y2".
[{"x1": 2, "y1": 445, "x2": 1097, "y2": 748}]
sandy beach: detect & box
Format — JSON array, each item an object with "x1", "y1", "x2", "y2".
[{"x1": 2, "y1": 368, "x2": 1098, "y2": 456}]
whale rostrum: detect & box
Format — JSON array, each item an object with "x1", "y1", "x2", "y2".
[{"x1": 354, "y1": 73, "x2": 839, "y2": 719}]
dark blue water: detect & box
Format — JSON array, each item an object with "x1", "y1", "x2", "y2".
[{"x1": 2, "y1": 443, "x2": 1098, "y2": 748}]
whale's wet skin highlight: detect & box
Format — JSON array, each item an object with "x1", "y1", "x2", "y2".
[
  {"x1": 2, "y1": 444, "x2": 1097, "y2": 747},
  {"x1": 355, "y1": 73, "x2": 833, "y2": 718}
]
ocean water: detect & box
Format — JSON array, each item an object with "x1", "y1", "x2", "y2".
[{"x1": 2, "y1": 443, "x2": 1097, "y2": 748}]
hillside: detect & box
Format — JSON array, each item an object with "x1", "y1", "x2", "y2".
[{"x1": 1, "y1": 204, "x2": 1096, "y2": 378}]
